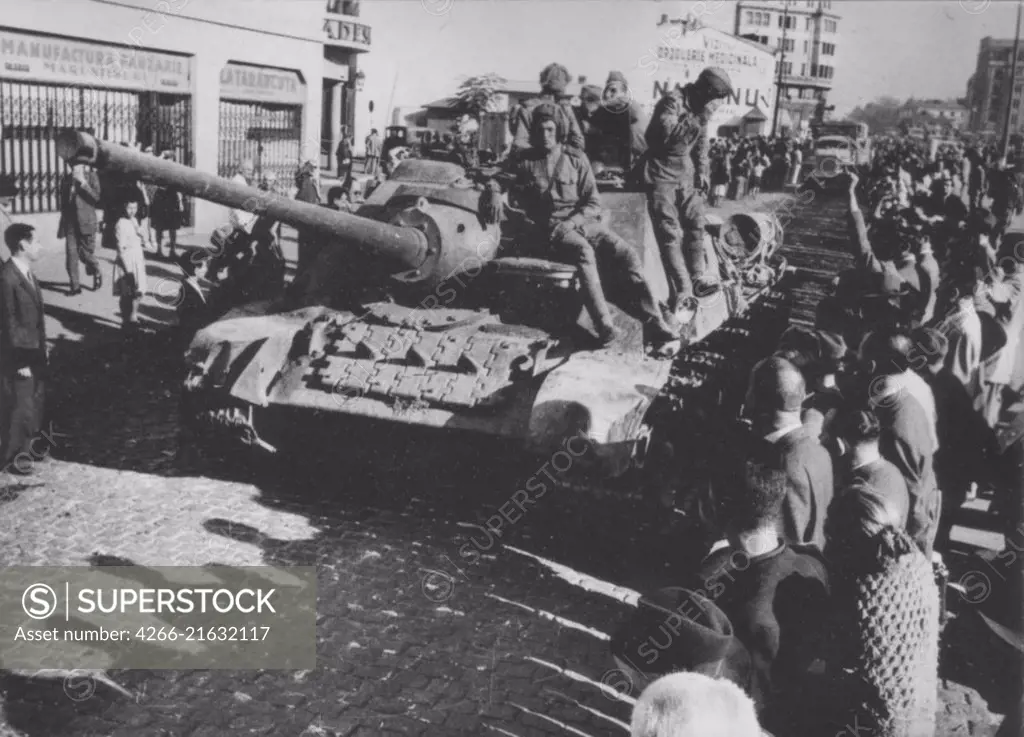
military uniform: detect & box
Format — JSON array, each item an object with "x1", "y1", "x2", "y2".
[
  {"x1": 510, "y1": 63, "x2": 587, "y2": 158},
  {"x1": 510, "y1": 144, "x2": 666, "y2": 338},
  {"x1": 644, "y1": 67, "x2": 731, "y2": 307},
  {"x1": 510, "y1": 96, "x2": 586, "y2": 155}
]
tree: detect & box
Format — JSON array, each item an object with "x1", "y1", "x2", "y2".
[
  {"x1": 848, "y1": 95, "x2": 904, "y2": 134},
  {"x1": 454, "y1": 73, "x2": 508, "y2": 119}
]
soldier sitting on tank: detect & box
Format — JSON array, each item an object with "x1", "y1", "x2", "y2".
[
  {"x1": 585, "y1": 71, "x2": 649, "y2": 187},
  {"x1": 502, "y1": 103, "x2": 678, "y2": 348}
]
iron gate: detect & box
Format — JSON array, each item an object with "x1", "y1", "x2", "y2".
[
  {"x1": 218, "y1": 100, "x2": 301, "y2": 193},
  {"x1": 0, "y1": 80, "x2": 193, "y2": 217}
]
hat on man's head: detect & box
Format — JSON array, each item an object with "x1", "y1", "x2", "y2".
[
  {"x1": 610, "y1": 587, "x2": 752, "y2": 685},
  {"x1": 605, "y1": 70, "x2": 628, "y2": 87},
  {"x1": 529, "y1": 102, "x2": 565, "y2": 143},
  {"x1": 580, "y1": 84, "x2": 603, "y2": 104},
  {"x1": 539, "y1": 63, "x2": 571, "y2": 95},
  {"x1": 696, "y1": 66, "x2": 734, "y2": 99}
]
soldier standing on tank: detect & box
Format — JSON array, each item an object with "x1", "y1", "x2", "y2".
[
  {"x1": 509, "y1": 63, "x2": 586, "y2": 161},
  {"x1": 506, "y1": 104, "x2": 677, "y2": 348},
  {"x1": 644, "y1": 67, "x2": 734, "y2": 314}
]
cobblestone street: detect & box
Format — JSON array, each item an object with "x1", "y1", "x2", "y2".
[{"x1": 0, "y1": 193, "x2": 1011, "y2": 736}]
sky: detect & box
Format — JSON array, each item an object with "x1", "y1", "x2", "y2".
[{"x1": 353, "y1": 0, "x2": 1024, "y2": 127}]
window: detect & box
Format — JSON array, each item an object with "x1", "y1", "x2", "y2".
[
  {"x1": 804, "y1": 40, "x2": 809, "y2": 53},
  {"x1": 764, "y1": 12, "x2": 771, "y2": 25},
  {"x1": 779, "y1": 14, "x2": 783, "y2": 27},
  {"x1": 784, "y1": 38, "x2": 795, "y2": 52},
  {"x1": 746, "y1": 11, "x2": 754, "y2": 24},
  {"x1": 762, "y1": 35, "x2": 769, "y2": 45},
  {"x1": 810, "y1": 63, "x2": 818, "y2": 77},
  {"x1": 784, "y1": 61, "x2": 793, "y2": 75},
  {"x1": 806, "y1": 17, "x2": 812, "y2": 30},
  {"x1": 801, "y1": 63, "x2": 807, "y2": 76}
]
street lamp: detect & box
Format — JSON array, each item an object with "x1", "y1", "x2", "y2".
[{"x1": 355, "y1": 69, "x2": 366, "y2": 93}]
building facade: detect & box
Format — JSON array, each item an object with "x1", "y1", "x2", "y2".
[
  {"x1": 0, "y1": 0, "x2": 367, "y2": 235},
  {"x1": 734, "y1": 0, "x2": 840, "y2": 132},
  {"x1": 968, "y1": 37, "x2": 1024, "y2": 136},
  {"x1": 897, "y1": 100, "x2": 969, "y2": 131},
  {"x1": 635, "y1": 23, "x2": 779, "y2": 138},
  {"x1": 322, "y1": 0, "x2": 371, "y2": 174}
]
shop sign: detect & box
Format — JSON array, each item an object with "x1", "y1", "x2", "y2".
[
  {"x1": 220, "y1": 63, "x2": 306, "y2": 106},
  {"x1": 0, "y1": 29, "x2": 190, "y2": 92},
  {"x1": 324, "y1": 2, "x2": 371, "y2": 51}
]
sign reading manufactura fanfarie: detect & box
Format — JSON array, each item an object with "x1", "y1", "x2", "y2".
[
  {"x1": 0, "y1": 567, "x2": 316, "y2": 669},
  {"x1": 0, "y1": 30, "x2": 191, "y2": 93}
]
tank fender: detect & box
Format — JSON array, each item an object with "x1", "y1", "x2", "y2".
[{"x1": 528, "y1": 352, "x2": 673, "y2": 475}]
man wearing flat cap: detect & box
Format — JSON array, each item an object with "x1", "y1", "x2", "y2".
[
  {"x1": 509, "y1": 63, "x2": 586, "y2": 159},
  {"x1": 644, "y1": 66, "x2": 734, "y2": 313},
  {"x1": 505, "y1": 103, "x2": 678, "y2": 347},
  {"x1": 584, "y1": 71, "x2": 648, "y2": 182}
]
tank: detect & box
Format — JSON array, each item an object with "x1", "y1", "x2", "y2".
[{"x1": 57, "y1": 130, "x2": 792, "y2": 488}]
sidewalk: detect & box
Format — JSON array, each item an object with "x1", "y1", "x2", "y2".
[{"x1": 33, "y1": 225, "x2": 302, "y2": 350}]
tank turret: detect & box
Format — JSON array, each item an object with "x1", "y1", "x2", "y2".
[{"x1": 55, "y1": 131, "x2": 499, "y2": 294}]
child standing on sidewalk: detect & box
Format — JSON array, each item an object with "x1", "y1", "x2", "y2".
[{"x1": 112, "y1": 198, "x2": 148, "y2": 334}]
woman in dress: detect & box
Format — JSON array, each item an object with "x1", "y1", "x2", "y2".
[{"x1": 113, "y1": 197, "x2": 149, "y2": 333}]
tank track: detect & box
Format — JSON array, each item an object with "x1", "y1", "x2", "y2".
[{"x1": 638, "y1": 281, "x2": 796, "y2": 510}]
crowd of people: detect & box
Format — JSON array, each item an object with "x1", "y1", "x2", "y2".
[
  {"x1": 610, "y1": 128, "x2": 1024, "y2": 736},
  {"x1": 0, "y1": 61, "x2": 1018, "y2": 734}
]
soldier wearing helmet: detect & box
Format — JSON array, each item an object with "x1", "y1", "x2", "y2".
[
  {"x1": 504, "y1": 103, "x2": 678, "y2": 348},
  {"x1": 509, "y1": 63, "x2": 586, "y2": 160},
  {"x1": 644, "y1": 66, "x2": 734, "y2": 315}
]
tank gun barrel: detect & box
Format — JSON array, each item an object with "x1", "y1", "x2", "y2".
[{"x1": 56, "y1": 131, "x2": 429, "y2": 272}]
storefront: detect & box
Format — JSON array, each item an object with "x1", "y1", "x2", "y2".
[
  {"x1": 218, "y1": 62, "x2": 306, "y2": 189},
  {"x1": 0, "y1": 28, "x2": 192, "y2": 215},
  {"x1": 321, "y1": 1, "x2": 371, "y2": 173}
]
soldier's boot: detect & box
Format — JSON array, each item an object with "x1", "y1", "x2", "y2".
[
  {"x1": 682, "y1": 228, "x2": 719, "y2": 298},
  {"x1": 579, "y1": 281, "x2": 620, "y2": 347}
]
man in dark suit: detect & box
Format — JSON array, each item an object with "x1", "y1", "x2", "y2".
[
  {"x1": 743, "y1": 356, "x2": 835, "y2": 550},
  {"x1": 0, "y1": 224, "x2": 46, "y2": 475},
  {"x1": 57, "y1": 162, "x2": 102, "y2": 296}
]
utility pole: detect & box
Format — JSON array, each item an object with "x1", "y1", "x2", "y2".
[
  {"x1": 1002, "y1": 0, "x2": 1023, "y2": 159},
  {"x1": 771, "y1": 1, "x2": 790, "y2": 137}
]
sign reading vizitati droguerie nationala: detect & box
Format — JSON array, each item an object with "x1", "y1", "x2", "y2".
[
  {"x1": 633, "y1": 24, "x2": 778, "y2": 135},
  {"x1": 0, "y1": 29, "x2": 191, "y2": 93}
]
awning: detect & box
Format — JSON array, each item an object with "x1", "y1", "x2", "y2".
[
  {"x1": 744, "y1": 105, "x2": 768, "y2": 122},
  {"x1": 323, "y1": 58, "x2": 350, "y2": 82}
]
